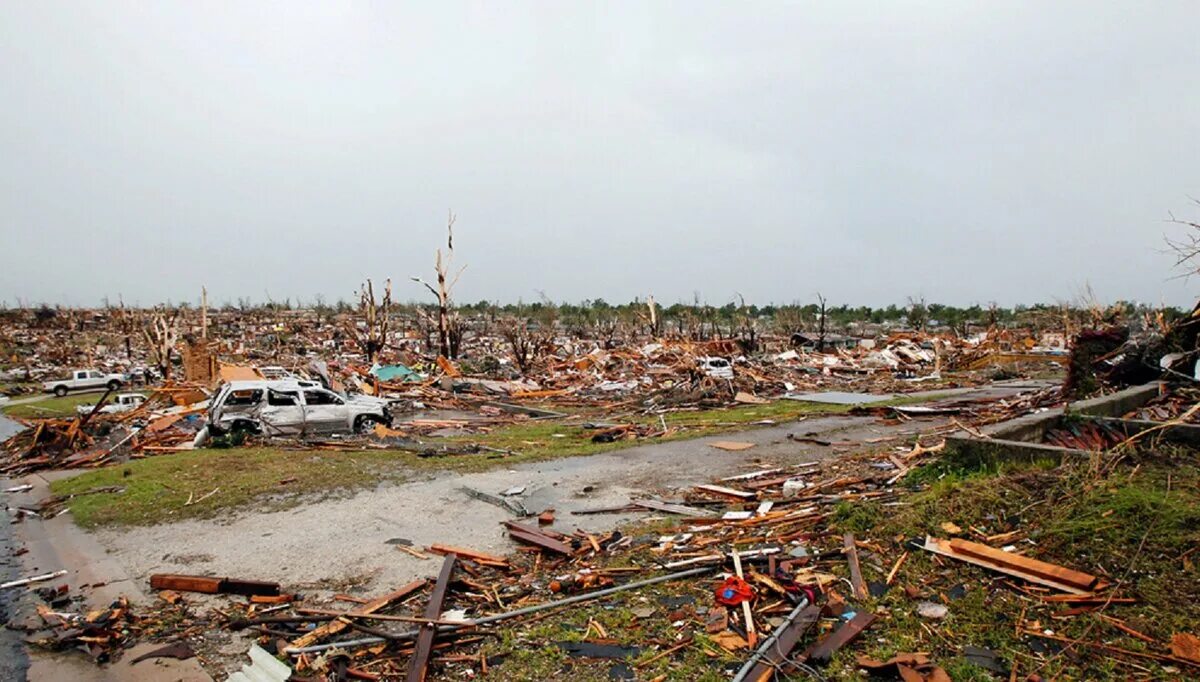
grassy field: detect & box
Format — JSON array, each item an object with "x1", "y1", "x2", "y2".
[
  {"x1": 50, "y1": 447, "x2": 418, "y2": 527},
  {"x1": 48, "y1": 396, "x2": 908, "y2": 528}
]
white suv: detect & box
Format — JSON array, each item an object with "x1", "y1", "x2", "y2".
[{"x1": 207, "y1": 380, "x2": 395, "y2": 436}]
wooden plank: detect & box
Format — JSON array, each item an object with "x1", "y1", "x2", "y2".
[
  {"x1": 632, "y1": 499, "x2": 715, "y2": 518},
  {"x1": 844, "y1": 533, "x2": 868, "y2": 600},
  {"x1": 503, "y1": 522, "x2": 573, "y2": 555},
  {"x1": 427, "y1": 544, "x2": 508, "y2": 565},
  {"x1": 709, "y1": 441, "x2": 756, "y2": 451},
  {"x1": 694, "y1": 484, "x2": 756, "y2": 500},
  {"x1": 801, "y1": 611, "x2": 876, "y2": 664},
  {"x1": 406, "y1": 554, "x2": 457, "y2": 682},
  {"x1": 149, "y1": 574, "x2": 279, "y2": 597},
  {"x1": 745, "y1": 604, "x2": 821, "y2": 682},
  {"x1": 291, "y1": 579, "x2": 426, "y2": 648},
  {"x1": 921, "y1": 536, "x2": 1092, "y2": 594},
  {"x1": 731, "y1": 550, "x2": 757, "y2": 647},
  {"x1": 149, "y1": 574, "x2": 221, "y2": 594},
  {"x1": 947, "y1": 538, "x2": 1099, "y2": 592}
]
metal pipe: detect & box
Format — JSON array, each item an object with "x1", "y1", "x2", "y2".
[
  {"x1": 284, "y1": 565, "x2": 717, "y2": 655},
  {"x1": 730, "y1": 597, "x2": 811, "y2": 682}
]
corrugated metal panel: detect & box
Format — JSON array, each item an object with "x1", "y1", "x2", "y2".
[{"x1": 227, "y1": 644, "x2": 291, "y2": 682}]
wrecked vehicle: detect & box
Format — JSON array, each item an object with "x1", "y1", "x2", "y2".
[
  {"x1": 696, "y1": 356, "x2": 734, "y2": 379},
  {"x1": 74, "y1": 393, "x2": 146, "y2": 415},
  {"x1": 206, "y1": 380, "x2": 395, "y2": 437},
  {"x1": 43, "y1": 369, "x2": 127, "y2": 396}
]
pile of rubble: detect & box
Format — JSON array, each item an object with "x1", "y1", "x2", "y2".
[{"x1": 1, "y1": 386, "x2": 208, "y2": 474}]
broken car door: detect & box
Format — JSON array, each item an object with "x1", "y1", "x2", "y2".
[
  {"x1": 302, "y1": 389, "x2": 349, "y2": 433},
  {"x1": 259, "y1": 389, "x2": 305, "y2": 435}
]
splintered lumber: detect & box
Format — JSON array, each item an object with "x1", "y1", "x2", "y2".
[
  {"x1": 801, "y1": 611, "x2": 877, "y2": 664},
  {"x1": 737, "y1": 603, "x2": 821, "y2": 682},
  {"x1": 503, "y1": 521, "x2": 573, "y2": 555},
  {"x1": 1022, "y1": 629, "x2": 1200, "y2": 670},
  {"x1": 694, "y1": 484, "x2": 756, "y2": 500},
  {"x1": 1040, "y1": 594, "x2": 1136, "y2": 604},
  {"x1": 406, "y1": 554, "x2": 457, "y2": 682},
  {"x1": 427, "y1": 544, "x2": 508, "y2": 566},
  {"x1": 149, "y1": 574, "x2": 279, "y2": 597},
  {"x1": 286, "y1": 566, "x2": 719, "y2": 655},
  {"x1": 885, "y1": 551, "x2": 908, "y2": 585},
  {"x1": 710, "y1": 441, "x2": 756, "y2": 451},
  {"x1": 633, "y1": 499, "x2": 716, "y2": 518},
  {"x1": 843, "y1": 534, "x2": 868, "y2": 600},
  {"x1": 731, "y1": 550, "x2": 757, "y2": 647},
  {"x1": 922, "y1": 536, "x2": 1099, "y2": 594},
  {"x1": 290, "y1": 580, "x2": 427, "y2": 649}
]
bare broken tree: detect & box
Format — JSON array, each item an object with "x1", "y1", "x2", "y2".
[
  {"x1": 141, "y1": 305, "x2": 180, "y2": 380},
  {"x1": 413, "y1": 212, "x2": 465, "y2": 358},
  {"x1": 500, "y1": 315, "x2": 554, "y2": 375},
  {"x1": 1167, "y1": 199, "x2": 1200, "y2": 278},
  {"x1": 815, "y1": 292, "x2": 828, "y2": 351},
  {"x1": 348, "y1": 278, "x2": 391, "y2": 363},
  {"x1": 109, "y1": 296, "x2": 135, "y2": 360}
]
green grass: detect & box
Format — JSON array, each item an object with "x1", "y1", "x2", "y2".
[
  {"x1": 2, "y1": 392, "x2": 132, "y2": 419},
  {"x1": 49, "y1": 447, "x2": 416, "y2": 527}
]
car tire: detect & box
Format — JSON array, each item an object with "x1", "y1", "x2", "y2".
[
  {"x1": 106, "y1": 380, "x2": 122, "y2": 391},
  {"x1": 355, "y1": 415, "x2": 384, "y2": 434},
  {"x1": 53, "y1": 385, "x2": 68, "y2": 397}
]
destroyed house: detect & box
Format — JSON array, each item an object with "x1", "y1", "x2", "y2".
[{"x1": 790, "y1": 332, "x2": 860, "y2": 350}]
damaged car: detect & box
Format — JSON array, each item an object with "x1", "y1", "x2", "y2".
[{"x1": 206, "y1": 380, "x2": 396, "y2": 437}]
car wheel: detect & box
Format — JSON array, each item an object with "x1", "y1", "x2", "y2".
[
  {"x1": 355, "y1": 415, "x2": 384, "y2": 434},
  {"x1": 54, "y1": 385, "x2": 68, "y2": 397},
  {"x1": 106, "y1": 379, "x2": 122, "y2": 391}
]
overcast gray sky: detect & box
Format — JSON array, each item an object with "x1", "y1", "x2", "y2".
[{"x1": 2, "y1": 2, "x2": 1199, "y2": 309}]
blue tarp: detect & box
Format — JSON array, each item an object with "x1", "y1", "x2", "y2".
[{"x1": 370, "y1": 364, "x2": 421, "y2": 382}]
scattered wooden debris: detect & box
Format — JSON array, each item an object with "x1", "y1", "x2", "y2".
[{"x1": 921, "y1": 536, "x2": 1101, "y2": 594}]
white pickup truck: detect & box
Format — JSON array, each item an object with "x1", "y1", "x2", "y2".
[
  {"x1": 43, "y1": 369, "x2": 127, "y2": 397},
  {"x1": 75, "y1": 393, "x2": 146, "y2": 415}
]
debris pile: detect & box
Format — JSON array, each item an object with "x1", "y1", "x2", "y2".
[{"x1": 1, "y1": 386, "x2": 208, "y2": 474}]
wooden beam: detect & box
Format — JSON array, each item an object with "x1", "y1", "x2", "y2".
[
  {"x1": 503, "y1": 521, "x2": 573, "y2": 555},
  {"x1": 149, "y1": 574, "x2": 279, "y2": 597},
  {"x1": 291, "y1": 580, "x2": 426, "y2": 648},
  {"x1": 731, "y1": 550, "x2": 757, "y2": 647},
  {"x1": 801, "y1": 611, "x2": 876, "y2": 664},
  {"x1": 406, "y1": 554, "x2": 457, "y2": 682},
  {"x1": 426, "y1": 544, "x2": 508, "y2": 565},
  {"x1": 844, "y1": 533, "x2": 868, "y2": 600},
  {"x1": 922, "y1": 536, "x2": 1097, "y2": 594},
  {"x1": 947, "y1": 538, "x2": 1099, "y2": 592},
  {"x1": 694, "y1": 484, "x2": 756, "y2": 500},
  {"x1": 632, "y1": 499, "x2": 715, "y2": 518}
]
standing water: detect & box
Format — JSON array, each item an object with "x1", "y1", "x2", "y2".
[{"x1": 0, "y1": 414, "x2": 30, "y2": 680}]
